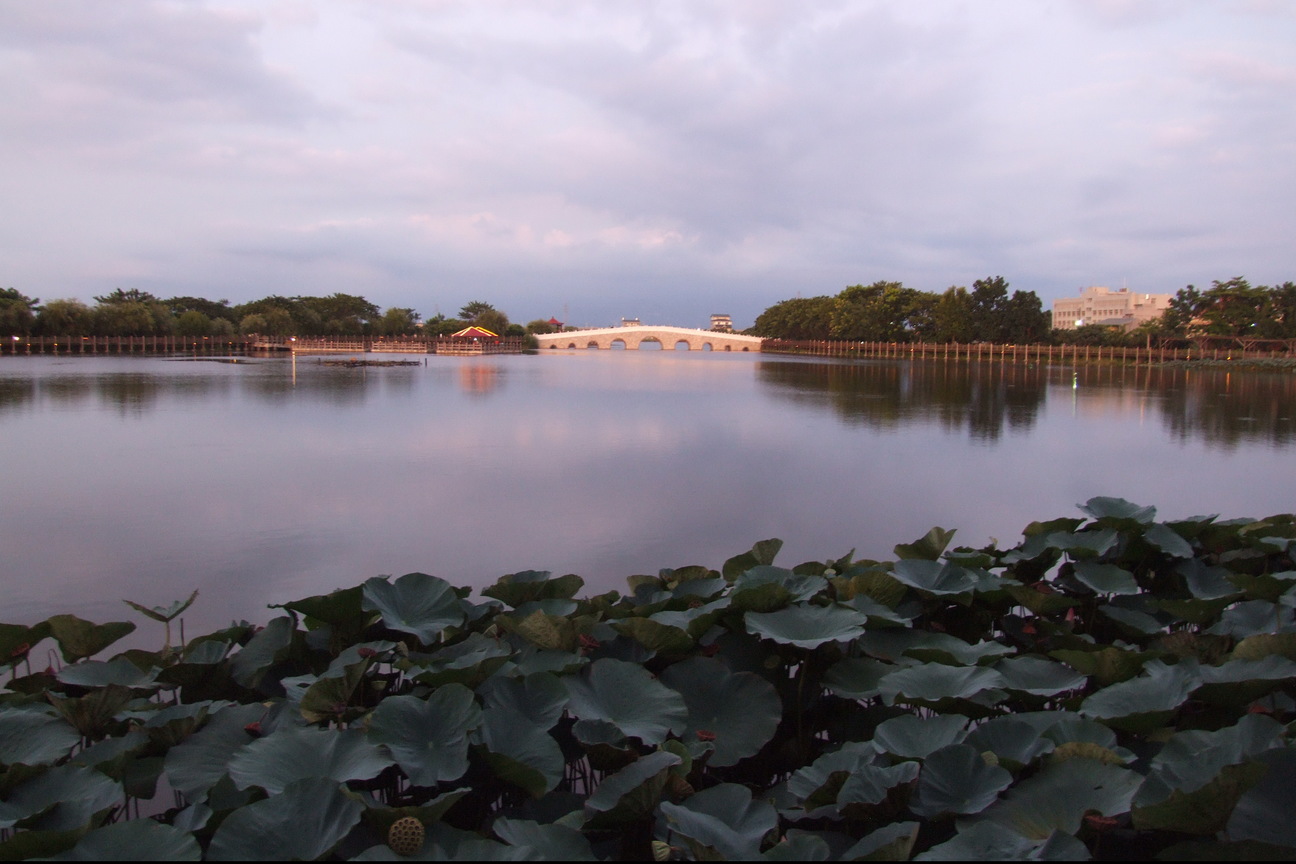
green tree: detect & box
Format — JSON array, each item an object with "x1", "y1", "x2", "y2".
[
  {"x1": 970, "y1": 276, "x2": 1010, "y2": 341},
  {"x1": 459, "y1": 301, "x2": 496, "y2": 321},
  {"x1": 0, "y1": 288, "x2": 38, "y2": 335},
  {"x1": 175, "y1": 310, "x2": 213, "y2": 336},
  {"x1": 830, "y1": 282, "x2": 933, "y2": 342},
  {"x1": 376, "y1": 307, "x2": 420, "y2": 336},
  {"x1": 750, "y1": 296, "x2": 835, "y2": 339},
  {"x1": 1000, "y1": 291, "x2": 1051, "y2": 343},
  {"x1": 34, "y1": 299, "x2": 94, "y2": 335},
  {"x1": 526, "y1": 319, "x2": 557, "y2": 335},
  {"x1": 166, "y1": 296, "x2": 235, "y2": 323},
  {"x1": 932, "y1": 286, "x2": 975, "y2": 343}
]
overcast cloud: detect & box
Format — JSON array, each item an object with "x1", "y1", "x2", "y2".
[{"x1": 2, "y1": 0, "x2": 1293, "y2": 328}]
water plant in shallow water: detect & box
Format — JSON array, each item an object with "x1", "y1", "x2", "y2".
[{"x1": 1, "y1": 497, "x2": 1294, "y2": 860}]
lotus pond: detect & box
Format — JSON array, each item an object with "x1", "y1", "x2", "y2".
[{"x1": 2, "y1": 497, "x2": 1295, "y2": 860}]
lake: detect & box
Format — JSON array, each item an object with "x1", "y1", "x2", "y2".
[{"x1": 1, "y1": 350, "x2": 1292, "y2": 637}]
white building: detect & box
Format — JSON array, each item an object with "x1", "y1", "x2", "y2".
[
  {"x1": 709, "y1": 314, "x2": 733, "y2": 332},
  {"x1": 1052, "y1": 286, "x2": 1173, "y2": 331}
]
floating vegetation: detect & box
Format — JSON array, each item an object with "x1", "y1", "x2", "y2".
[
  {"x1": 2, "y1": 498, "x2": 1295, "y2": 860},
  {"x1": 320, "y1": 358, "x2": 425, "y2": 368}
]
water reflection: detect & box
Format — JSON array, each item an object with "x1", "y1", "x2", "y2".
[
  {"x1": 757, "y1": 359, "x2": 1046, "y2": 441},
  {"x1": 755, "y1": 359, "x2": 1295, "y2": 449}
]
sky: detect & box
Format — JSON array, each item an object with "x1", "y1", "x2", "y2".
[{"x1": 2, "y1": 1, "x2": 1294, "y2": 330}]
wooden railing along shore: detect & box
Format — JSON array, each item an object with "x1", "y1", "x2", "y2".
[{"x1": 760, "y1": 339, "x2": 1295, "y2": 364}]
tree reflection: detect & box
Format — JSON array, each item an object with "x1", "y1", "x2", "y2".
[{"x1": 756, "y1": 359, "x2": 1047, "y2": 441}]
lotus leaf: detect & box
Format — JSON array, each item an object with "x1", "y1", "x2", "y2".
[
  {"x1": 206, "y1": 777, "x2": 363, "y2": 861},
  {"x1": 1071, "y1": 560, "x2": 1140, "y2": 595},
  {"x1": 483, "y1": 570, "x2": 584, "y2": 607},
  {"x1": 910, "y1": 743, "x2": 1013, "y2": 818},
  {"x1": 994, "y1": 656, "x2": 1087, "y2": 697},
  {"x1": 963, "y1": 718, "x2": 1056, "y2": 770},
  {"x1": 893, "y1": 526, "x2": 957, "y2": 561},
  {"x1": 0, "y1": 764, "x2": 121, "y2": 832},
  {"x1": 228, "y1": 616, "x2": 296, "y2": 690},
  {"x1": 761, "y1": 831, "x2": 832, "y2": 860},
  {"x1": 1078, "y1": 496, "x2": 1157, "y2": 526},
  {"x1": 367, "y1": 687, "x2": 481, "y2": 786},
  {"x1": 612, "y1": 617, "x2": 694, "y2": 656},
  {"x1": 584, "y1": 750, "x2": 681, "y2": 827},
  {"x1": 888, "y1": 559, "x2": 982, "y2": 595},
  {"x1": 658, "y1": 656, "x2": 781, "y2": 767},
  {"x1": 864, "y1": 630, "x2": 1014, "y2": 666},
  {"x1": 786, "y1": 743, "x2": 919, "y2": 817},
  {"x1": 876, "y1": 662, "x2": 1005, "y2": 705},
  {"x1": 478, "y1": 702, "x2": 566, "y2": 798},
  {"x1": 1080, "y1": 659, "x2": 1201, "y2": 729},
  {"x1": 915, "y1": 821, "x2": 1089, "y2": 860},
  {"x1": 42, "y1": 615, "x2": 135, "y2": 664},
  {"x1": 1209, "y1": 600, "x2": 1295, "y2": 638},
  {"x1": 0, "y1": 708, "x2": 80, "y2": 767},
  {"x1": 1050, "y1": 645, "x2": 1148, "y2": 686},
  {"x1": 872, "y1": 713, "x2": 968, "y2": 760},
  {"x1": 722, "y1": 538, "x2": 783, "y2": 580},
  {"x1": 361, "y1": 572, "x2": 465, "y2": 645},
  {"x1": 227, "y1": 724, "x2": 392, "y2": 794},
  {"x1": 822, "y1": 656, "x2": 894, "y2": 699},
  {"x1": 46, "y1": 817, "x2": 201, "y2": 861},
  {"x1": 659, "y1": 783, "x2": 778, "y2": 860},
  {"x1": 744, "y1": 603, "x2": 869, "y2": 649},
  {"x1": 492, "y1": 817, "x2": 596, "y2": 860},
  {"x1": 977, "y1": 757, "x2": 1142, "y2": 839},
  {"x1": 1178, "y1": 558, "x2": 1239, "y2": 600},
  {"x1": 564, "y1": 658, "x2": 687, "y2": 745},
  {"x1": 406, "y1": 631, "x2": 514, "y2": 687},
  {"x1": 1045, "y1": 527, "x2": 1119, "y2": 558},
  {"x1": 512, "y1": 609, "x2": 578, "y2": 652},
  {"x1": 1225, "y1": 747, "x2": 1296, "y2": 849},
  {"x1": 839, "y1": 822, "x2": 920, "y2": 860},
  {"x1": 1145, "y1": 522, "x2": 1195, "y2": 558}
]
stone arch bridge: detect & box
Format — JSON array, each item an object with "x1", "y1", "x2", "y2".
[{"x1": 533, "y1": 325, "x2": 763, "y2": 352}]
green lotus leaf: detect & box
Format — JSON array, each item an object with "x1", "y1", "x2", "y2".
[
  {"x1": 1231, "y1": 631, "x2": 1296, "y2": 662},
  {"x1": 1145, "y1": 522, "x2": 1195, "y2": 558},
  {"x1": 658, "y1": 656, "x2": 782, "y2": 767},
  {"x1": 206, "y1": 777, "x2": 363, "y2": 861},
  {"x1": 911, "y1": 743, "x2": 1013, "y2": 818},
  {"x1": 1080, "y1": 660, "x2": 1201, "y2": 729},
  {"x1": 872, "y1": 713, "x2": 968, "y2": 760},
  {"x1": 877, "y1": 663, "x2": 1006, "y2": 704},
  {"x1": 822, "y1": 656, "x2": 894, "y2": 699},
  {"x1": 1079, "y1": 496, "x2": 1156, "y2": 526},
  {"x1": 1044, "y1": 527, "x2": 1119, "y2": 558},
  {"x1": 1195, "y1": 655, "x2": 1296, "y2": 705},
  {"x1": 564, "y1": 658, "x2": 687, "y2": 745},
  {"x1": 1209, "y1": 600, "x2": 1295, "y2": 638},
  {"x1": 46, "y1": 684, "x2": 133, "y2": 741},
  {"x1": 46, "y1": 818, "x2": 201, "y2": 861},
  {"x1": 659, "y1": 783, "x2": 779, "y2": 860},
  {"x1": 1072, "y1": 560, "x2": 1140, "y2": 595},
  {"x1": 510, "y1": 609, "x2": 578, "y2": 652},
  {"x1": 612, "y1": 617, "x2": 694, "y2": 656},
  {"x1": 1050, "y1": 645, "x2": 1148, "y2": 686},
  {"x1": 863, "y1": 630, "x2": 1014, "y2": 666},
  {"x1": 270, "y1": 584, "x2": 366, "y2": 627},
  {"x1": 843, "y1": 593, "x2": 914, "y2": 627},
  {"x1": 731, "y1": 567, "x2": 825, "y2": 612},
  {"x1": 483, "y1": 570, "x2": 585, "y2": 607},
  {"x1": 1139, "y1": 715, "x2": 1283, "y2": 802},
  {"x1": 1099, "y1": 596, "x2": 1172, "y2": 634},
  {"x1": 1225, "y1": 747, "x2": 1296, "y2": 849},
  {"x1": 963, "y1": 718, "x2": 1055, "y2": 770},
  {"x1": 367, "y1": 687, "x2": 481, "y2": 786},
  {"x1": 977, "y1": 757, "x2": 1142, "y2": 839},
  {"x1": 723, "y1": 539, "x2": 783, "y2": 580},
  {"x1": 406, "y1": 632, "x2": 514, "y2": 687},
  {"x1": 915, "y1": 821, "x2": 1089, "y2": 861},
  {"x1": 647, "y1": 597, "x2": 729, "y2": 639},
  {"x1": 894, "y1": 526, "x2": 957, "y2": 561},
  {"x1": 583, "y1": 750, "x2": 680, "y2": 828},
  {"x1": 508, "y1": 645, "x2": 587, "y2": 677},
  {"x1": 888, "y1": 559, "x2": 980, "y2": 595},
  {"x1": 0, "y1": 621, "x2": 51, "y2": 666},
  {"x1": 45, "y1": 615, "x2": 135, "y2": 664},
  {"x1": 512, "y1": 599, "x2": 579, "y2": 619},
  {"x1": 786, "y1": 743, "x2": 918, "y2": 817},
  {"x1": 162, "y1": 702, "x2": 268, "y2": 800},
  {"x1": 744, "y1": 603, "x2": 868, "y2": 649},
  {"x1": 761, "y1": 831, "x2": 832, "y2": 861},
  {"x1": 228, "y1": 615, "x2": 297, "y2": 690},
  {"x1": 1177, "y1": 558, "x2": 1239, "y2": 600},
  {"x1": 228, "y1": 724, "x2": 393, "y2": 794},
  {"x1": 361, "y1": 572, "x2": 465, "y2": 645},
  {"x1": 477, "y1": 703, "x2": 565, "y2": 798},
  {"x1": 492, "y1": 817, "x2": 596, "y2": 860},
  {"x1": 1132, "y1": 761, "x2": 1267, "y2": 836},
  {"x1": 839, "y1": 822, "x2": 920, "y2": 860},
  {"x1": 0, "y1": 707, "x2": 81, "y2": 767},
  {"x1": 670, "y1": 576, "x2": 727, "y2": 601},
  {"x1": 0, "y1": 764, "x2": 121, "y2": 832},
  {"x1": 994, "y1": 656, "x2": 1087, "y2": 696}
]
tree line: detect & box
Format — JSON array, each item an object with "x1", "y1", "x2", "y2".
[
  {"x1": 750, "y1": 277, "x2": 1052, "y2": 344},
  {"x1": 0, "y1": 289, "x2": 563, "y2": 340},
  {"x1": 749, "y1": 276, "x2": 1296, "y2": 346}
]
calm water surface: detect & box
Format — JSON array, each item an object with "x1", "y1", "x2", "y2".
[{"x1": 1, "y1": 351, "x2": 1292, "y2": 635}]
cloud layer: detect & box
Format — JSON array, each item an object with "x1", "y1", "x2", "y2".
[{"x1": 3, "y1": 0, "x2": 1293, "y2": 327}]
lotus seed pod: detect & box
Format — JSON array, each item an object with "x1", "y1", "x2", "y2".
[{"x1": 387, "y1": 816, "x2": 425, "y2": 856}]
